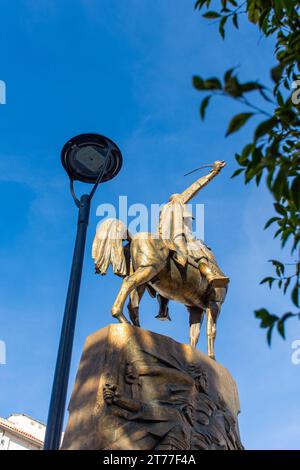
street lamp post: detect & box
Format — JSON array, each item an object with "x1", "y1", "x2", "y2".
[{"x1": 44, "y1": 134, "x2": 122, "y2": 450}]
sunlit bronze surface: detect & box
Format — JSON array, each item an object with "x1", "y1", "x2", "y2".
[
  {"x1": 61, "y1": 325, "x2": 243, "y2": 450},
  {"x1": 92, "y1": 161, "x2": 229, "y2": 360}
]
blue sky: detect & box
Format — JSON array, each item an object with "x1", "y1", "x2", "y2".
[{"x1": 0, "y1": 0, "x2": 299, "y2": 450}]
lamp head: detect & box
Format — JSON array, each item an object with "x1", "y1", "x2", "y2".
[{"x1": 61, "y1": 133, "x2": 123, "y2": 184}]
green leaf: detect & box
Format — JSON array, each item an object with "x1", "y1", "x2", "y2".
[
  {"x1": 224, "y1": 67, "x2": 235, "y2": 83},
  {"x1": 193, "y1": 75, "x2": 205, "y2": 90},
  {"x1": 226, "y1": 113, "x2": 254, "y2": 136},
  {"x1": 264, "y1": 217, "x2": 280, "y2": 229},
  {"x1": 277, "y1": 320, "x2": 285, "y2": 338},
  {"x1": 258, "y1": 8, "x2": 269, "y2": 32},
  {"x1": 203, "y1": 78, "x2": 222, "y2": 90},
  {"x1": 267, "y1": 325, "x2": 274, "y2": 346},
  {"x1": 242, "y1": 143, "x2": 254, "y2": 158},
  {"x1": 232, "y1": 13, "x2": 239, "y2": 29},
  {"x1": 292, "y1": 284, "x2": 299, "y2": 308},
  {"x1": 219, "y1": 15, "x2": 227, "y2": 39},
  {"x1": 194, "y1": 0, "x2": 207, "y2": 10},
  {"x1": 248, "y1": 4, "x2": 260, "y2": 24},
  {"x1": 284, "y1": 277, "x2": 291, "y2": 294},
  {"x1": 281, "y1": 227, "x2": 293, "y2": 247},
  {"x1": 251, "y1": 146, "x2": 263, "y2": 166},
  {"x1": 240, "y1": 81, "x2": 262, "y2": 92},
  {"x1": 200, "y1": 95, "x2": 211, "y2": 120},
  {"x1": 260, "y1": 276, "x2": 276, "y2": 288},
  {"x1": 231, "y1": 168, "x2": 244, "y2": 178},
  {"x1": 290, "y1": 177, "x2": 300, "y2": 210},
  {"x1": 244, "y1": 166, "x2": 257, "y2": 184},
  {"x1": 202, "y1": 11, "x2": 221, "y2": 19},
  {"x1": 254, "y1": 118, "x2": 277, "y2": 141},
  {"x1": 254, "y1": 308, "x2": 279, "y2": 346},
  {"x1": 274, "y1": 202, "x2": 286, "y2": 216},
  {"x1": 256, "y1": 171, "x2": 263, "y2": 186},
  {"x1": 255, "y1": 308, "x2": 278, "y2": 328},
  {"x1": 271, "y1": 64, "x2": 284, "y2": 83},
  {"x1": 274, "y1": 227, "x2": 282, "y2": 239},
  {"x1": 272, "y1": 169, "x2": 289, "y2": 201},
  {"x1": 269, "y1": 259, "x2": 285, "y2": 275},
  {"x1": 277, "y1": 312, "x2": 294, "y2": 339},
  {"x1": 224, "y1": 76, "x2": 243, "y2": 97},
  {"x1": 276, "y1": 91, "x2": 284, "y2": 106},
  {"x1": 235, "y1": 150, "x2": 250, "y2": 166}
]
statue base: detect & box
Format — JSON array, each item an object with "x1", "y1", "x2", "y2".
[{"x1": 61, "y1": 324, "x2": 243, "y2": 450}]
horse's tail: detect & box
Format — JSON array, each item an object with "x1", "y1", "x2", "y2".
[{"x1": 92, "y1": 218, "x2": 129, "y2": 276}]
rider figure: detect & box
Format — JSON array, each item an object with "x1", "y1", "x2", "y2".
[{"x1": 158, "y1": 160, "x2": 229, "y2": 293}]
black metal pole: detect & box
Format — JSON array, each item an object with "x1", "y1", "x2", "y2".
[{"x1": 44, "y1": 194, "x2": 91, "y2": 450}]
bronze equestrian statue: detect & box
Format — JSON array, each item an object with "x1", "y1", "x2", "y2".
[{"x1": 92, "y1": 160, "x2": 229, "y2": 360}]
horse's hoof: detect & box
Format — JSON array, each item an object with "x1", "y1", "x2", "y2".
[
  {"x1": 127, "y1": 307, "x2": 140, "y2": 327},
  {"x1": 155, "y1": 314, "x2": 171, "y2": 322},
  {"x1": 118, "y1": 314, "x2": 130, "y2": 324},
  {"x1": 208, "y1": 354, "x2": 216, "y2": 361},
  {"x1": 130, "y1": 317, "x2": 140, "y2": 327}
]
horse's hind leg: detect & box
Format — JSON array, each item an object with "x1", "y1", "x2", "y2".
[
  {"x1": 127, "y1": 285, "x2": 146, "y2": 327},
  {"x1": 155, "y1": 294, "x2": 171, "y2": 321},
  {"x1": 112, "y1": 266, "x2": 161, "y2": 323},
  {"x1": 188, "y1": 306, "x2": 204, "y2": 348},
  {"x1": 206, "y1": 301, "x2": 221, "y2": 360}
]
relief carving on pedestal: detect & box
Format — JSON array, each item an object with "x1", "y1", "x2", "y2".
[{"x1": 96, "y1": 342, "x2": 243, "y2": 451}]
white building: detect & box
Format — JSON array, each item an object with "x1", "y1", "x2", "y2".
[{"x1": 0, "y1": 414, "x2": 45, "y2": 450}]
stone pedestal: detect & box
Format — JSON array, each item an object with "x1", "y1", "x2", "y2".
[{"x1": 61, "y1": 324, "x2": 243, "y2": 450}]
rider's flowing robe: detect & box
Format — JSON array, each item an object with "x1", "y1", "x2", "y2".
[{"x1": 158, "y1": 199, "x2": 218, "y2": 266}]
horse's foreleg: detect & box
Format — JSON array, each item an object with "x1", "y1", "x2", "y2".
[
  {"x1": 206, "y1": 301, "x2": 221, "y2": 360},
  {"x1": 188, "y1": 306, "x2": 204, "y2": 348},
  {"x1": 112, "y1": 266, "x2": 161, "y2": 323},
  {"x1": 127, "y1": 285, "x2": 146, "y2": 327}
]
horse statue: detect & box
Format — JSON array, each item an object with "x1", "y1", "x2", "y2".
[{"x1": 92, "y1": 161, "x2": 229, "y2": 360}]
